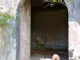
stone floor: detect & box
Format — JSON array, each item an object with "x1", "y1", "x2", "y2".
[
  {"x1": 31, "y1": 54, "x2": 68, "y2": 60},
  {"x1": 31, "y1": 48, "x2": 68, "y2": 60}
]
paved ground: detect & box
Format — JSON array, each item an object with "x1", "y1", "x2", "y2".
[
  {"x1": 31, "y1": 54, "x2": 68, "y2": 60},
  {"x1": 31, "y1": 49, "x2": 68, "y2": 60}
]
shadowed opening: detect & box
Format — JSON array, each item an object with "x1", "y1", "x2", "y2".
[{"x1": 31, "y1": 0, "x2": 68, "y2": 60}]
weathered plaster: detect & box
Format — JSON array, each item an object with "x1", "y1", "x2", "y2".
[
  {"x1": 18, "y1": 0, "x2": 80, "y2": 60},
  {"x1": 64, "y1": 0, "x2": 80, "y2": 60},
  {"x1": 0, "y1": 26, "x2": 13, "y2": 60},
  {"x1": 0, "y1": 0, "x2": 20, "y2": 15},
  {"x1": 20, "y1": 0, "x2": 31, "y2": 60},
  {"x1": 1, "y1": 0, "x2": 80, "y2": 60},
  {"x1": 0, "y1": 0, "x2": 20, "y2": 60}
]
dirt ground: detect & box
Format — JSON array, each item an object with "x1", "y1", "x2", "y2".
[{"x1": 31, "y1": 48, "x2": 68, "y2": 60}]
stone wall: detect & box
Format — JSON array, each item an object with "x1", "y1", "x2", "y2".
[
  {"x1": 31, "y1": 9, "x2": 68, "y2": 49},
  {"x1": 0, "y1": 0, "x2": 20, "y2": 15},
  {"x1": 0, "y1": 0, "x2": 80, "y2": 60},
  {"x1": 0, "y1": 27, "x2": 10, "y2": 60},
  {"x1": 17, "y1": 0, "x2": 80, "y2": 60},
  {"x1": 69, "y1": 21, "x2": 80, "y2": 60},
  {"x1": 64, "y1": 0, "x2": 80, "y2": 60},
  {"x1": 0, "y1": 0, "x2": 20, "y2": 60},
  {"x1": 20, "y1": 0, "x2": 31, "y2": 60}
]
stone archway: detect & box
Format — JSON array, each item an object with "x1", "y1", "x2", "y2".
[
  {"x1": 16, "y1": 0, "x2": 31, "y2": 60},
  {"x1": 16, "y1": 0, "x2": 80, "y2": 60}
]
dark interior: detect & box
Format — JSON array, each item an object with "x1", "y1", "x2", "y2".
[{"x1": 31, "y1": 0, "x2": 68, "y2": 59}]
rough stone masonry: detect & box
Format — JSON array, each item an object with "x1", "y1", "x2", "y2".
[{"x1": 0, "y1": 0, "x2": 80, "y2": 60}]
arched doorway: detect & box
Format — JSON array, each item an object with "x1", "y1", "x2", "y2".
[
  {"x1": 31, "y1": 0, "x2": 68, "y2": 60},
  {"x1": 17, "y1": 0, "x2": 80, "y2": 60}
]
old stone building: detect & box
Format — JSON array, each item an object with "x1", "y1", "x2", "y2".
[{"x1": 0, "y1": 0, "x2": 80, "y2": 60}]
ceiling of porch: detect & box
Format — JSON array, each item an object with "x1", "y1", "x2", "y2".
[{"x1": 31, "y1": 0, "x2": 67, "y2": 13}]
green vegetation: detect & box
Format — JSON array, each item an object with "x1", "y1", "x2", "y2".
[
  {"x1": 11, "y1": 30, "x2": 16, "y2": 35},
  {"x1": 53, "y1": 0, "x2": 63, "y2": 2},
  {"x1": 0, "y1": 12, "x2": 13, "y2": 27},
  {"x1": 50, "y1": 0, "x2": 66, "y2": 6},
  {"x1": 53, "y1": 0, "x2": 72, "y2": 2},
  {"x1": 37, "y1": 42, "x2": 45, "y2": 50},
  {"x1": 0, "y1": 7, "x2": 16, "y2": 36}
]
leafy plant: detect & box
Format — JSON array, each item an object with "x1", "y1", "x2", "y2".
[
  {"x1": 37, "y1": 42, "x2": 45, "y2": 50},
  {"x1": 0, "y1": 12, "x2": 13, "y2": 27},
  {"x1": 53, "y1": 0, "x2": 63, "y2": 2},
  {"x1": 53, "y1": 0, "x2": 66, "y2": 6}
]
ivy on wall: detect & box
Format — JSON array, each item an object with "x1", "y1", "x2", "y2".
[
  {"x1": 0, "y1": 6, "x2": 14, "y2": 27},
  {"x1": 0, "y1": 12, "x2": 13, "y2": 27},
  {"x1": 43, "y1": 0, "x2": 66, "y2": 7},
  {"x1": 53, "y1": 0, "x2": 66, "y2": 6},
  {"x1": 52, "y1": 0, "x2": 63, "y2": 2}
]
